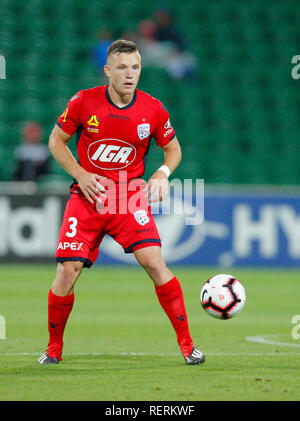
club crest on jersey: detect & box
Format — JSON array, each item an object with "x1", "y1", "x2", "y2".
[
  {"x1": 87, "y1": 115, "x2": 100, "y2": 133},
  {"x1": 137, "y1": 123, "x2": 150, "y2": 140},
  {"x1": 134, "y1": 210, "x2": 150, "y2": 226}
]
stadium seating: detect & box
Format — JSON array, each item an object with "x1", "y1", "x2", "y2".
[{"x1": 0, "y1": 0, "x2": 299, "y2": 184}]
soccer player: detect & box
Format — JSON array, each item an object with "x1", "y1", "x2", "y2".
[{"x1": 38, "y1": 40, "x2": 205, "y2": 366}]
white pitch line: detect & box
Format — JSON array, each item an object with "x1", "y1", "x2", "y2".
[
  {"x1": 1, "y1": 351, "x2": 300, "y2": 357},
  {"x1": 2, "y1": 334, "x2": 300, "y2": 357},
  {"x1": 245, "y1": 334, "x2": 300, "y2": 348}
]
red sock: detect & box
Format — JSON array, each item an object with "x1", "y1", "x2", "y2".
[
  {"x1": 48, "y1": 289, "x2": 74, "y2": 359},
  {"x1": 155, "y1": 276, "x2": 194, "y2": 357}
]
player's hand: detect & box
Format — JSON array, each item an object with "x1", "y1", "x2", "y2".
[
  {"x1": 76, "y1": 170, "x2": 107, "y2": 204},
  {"x1": 145, "y1": 170, "x2": 169, "y2": 203}
]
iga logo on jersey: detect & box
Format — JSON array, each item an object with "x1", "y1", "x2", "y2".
[
  {"x1": 137, "y1": 123, "x2": 150, "y2": 140},
  {"x1": 88, "y1": 139, "x2": 136, "y2": 170}
]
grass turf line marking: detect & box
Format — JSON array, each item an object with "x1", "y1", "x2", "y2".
[
  {"x1": 245, "y1": 334, "x2": 300, "y2": 348},
  {"x1": 1, "y1": 351, "x2": 300, "y2": 356}
]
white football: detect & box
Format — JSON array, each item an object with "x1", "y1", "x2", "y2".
[{"x1": 200, "y1": 274, "x2": 246, "y2": 319}]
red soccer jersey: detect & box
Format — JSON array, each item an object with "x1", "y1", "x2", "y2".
[{"x1": 56, "y1": 85, "x2": 176, "y2": 185}]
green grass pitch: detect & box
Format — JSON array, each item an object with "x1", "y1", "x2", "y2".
[{"x1": 0, "y1": 264, "x2": 299, "y2": 401}]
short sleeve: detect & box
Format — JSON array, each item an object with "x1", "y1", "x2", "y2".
[
  {"x1": 56, "y1": 91, "x2": 82, "y2": 136},
  {"x1": 153, "y1": 102, "x2": 176, "y2": 147}
]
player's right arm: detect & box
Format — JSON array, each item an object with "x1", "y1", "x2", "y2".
[{"x1": 49, "y1": 124, "x2": 106, "y2": 204}]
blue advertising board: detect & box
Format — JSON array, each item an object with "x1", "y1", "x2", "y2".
[
  {"x1": 97, "y1": 186, "x2": 300, "y2": 267},
  {"x1": 1, "y1": 187, "x2": 299, "y2": 267}
]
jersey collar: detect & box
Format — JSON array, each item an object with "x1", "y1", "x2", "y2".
[{"x1": 105, "y1": 86, "x2": 137, "y2": 110}]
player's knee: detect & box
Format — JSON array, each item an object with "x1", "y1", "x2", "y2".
[
  {"x1": 139, "y1": 255, "x2": 163, "y2": 274},
  {"x1": 56, "y1": 261, "x2": 83, "y2": 289}
]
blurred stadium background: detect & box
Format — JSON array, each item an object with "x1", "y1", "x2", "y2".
[
  {"x1": 0, "y1": 0, "x2": 300, "y2": 267},
  {"x1": 1, "y1": 2, "x2": 300, "y2": 402}
]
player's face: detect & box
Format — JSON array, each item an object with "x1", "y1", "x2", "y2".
[{"x1": 105, "y1": 52, "x2": 141, "y2": 96}]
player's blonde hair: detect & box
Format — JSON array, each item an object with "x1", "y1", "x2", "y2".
[{"x1": 107, "y1": 39, "x2": 138, "y2": 58}]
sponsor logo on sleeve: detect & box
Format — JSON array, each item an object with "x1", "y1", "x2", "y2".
[
  {"x1": 163, "y1": 119, "x2": 174, "y2": 137},
  {"x1": 60, "y1": 107, "x2": 69, "y2": 123},
  {"x1": 164, "y1": 119, "x2": 172, "y2": 130}
]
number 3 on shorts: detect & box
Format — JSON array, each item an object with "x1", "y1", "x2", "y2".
[{"x1": 66, "y1": 217, "x2": 78, "y2": 238}]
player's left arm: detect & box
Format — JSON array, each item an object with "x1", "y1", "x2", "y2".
[{"x1": 146, "y1": 136, "x2": 182, "y2": 202}]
